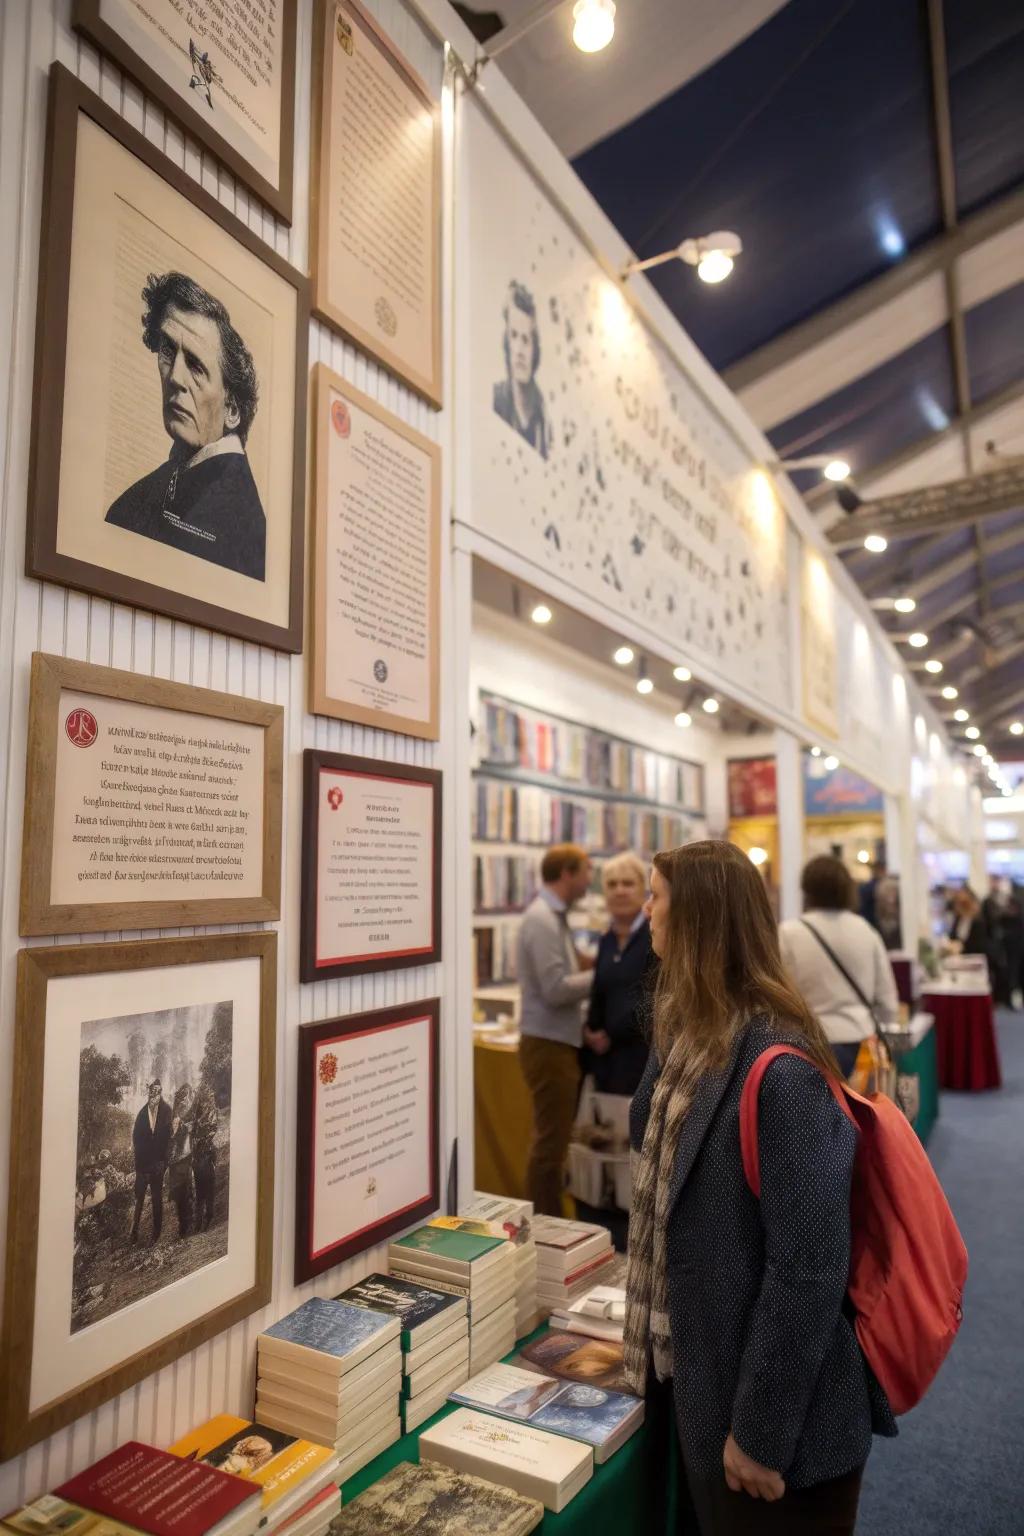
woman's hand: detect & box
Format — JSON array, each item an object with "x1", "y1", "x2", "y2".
[{"x1": 723, "y1": 1433, "x2": 785, "y2": 1501}]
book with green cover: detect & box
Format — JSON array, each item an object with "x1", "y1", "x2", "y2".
[{"x1": 392, "y1": 1227, "x2": 505, "y2": 1264}]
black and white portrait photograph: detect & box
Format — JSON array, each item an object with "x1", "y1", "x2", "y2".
[
  {"x1": 493, "y1": 280, "x2": 550, "y2": 460},
  {"x1": 72, "y1": 1000, "x2": 233, "y2": 1335},
  {"x1": 104, "y1": 272, "x2": 266, "y2": 581}
]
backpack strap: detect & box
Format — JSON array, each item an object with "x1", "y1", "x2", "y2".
[{"x1": 740, "y1": 1045, "x2": 858, "y2": 1198}]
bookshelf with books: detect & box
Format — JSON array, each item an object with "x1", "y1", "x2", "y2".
[{"x1": 472, "y1": 692, "x2": 705, "y2": 992}]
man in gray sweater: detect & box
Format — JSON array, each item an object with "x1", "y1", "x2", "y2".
[{"x1": 517, "y1": 843, "x2": 594, "y2": 1214}]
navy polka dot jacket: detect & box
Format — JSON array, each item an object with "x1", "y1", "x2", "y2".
[{"x1": 630, "y1": 1015, "x2": 897, "y2": 1489}]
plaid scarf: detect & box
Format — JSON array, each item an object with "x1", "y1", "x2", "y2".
[{"x1": 623, "y1": 1028, "x2": 715, "y2": 1393}]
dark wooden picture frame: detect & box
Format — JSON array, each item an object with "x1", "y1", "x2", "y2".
[
  {"x1": 0, "y1": 931, "x2": 277, "y2": 1459},
  {"x1": 26, "y1": 65, "x2": 308, "y2": 652},
  {"x1": 295, "y1": 999, "x2": 440, "y2": 1282},
  {"x1": 311, "y1": 0, "x2": 443, "y2": 407},
  {"x1": 20, "y1": 652, "x2": 284, "y2": 936},
  {"x1": 300, "y1": 749, "x2": 442, "y2": 983},
  {"x1": 72, "y1": 0, "x2": 299, "y2": 224}
]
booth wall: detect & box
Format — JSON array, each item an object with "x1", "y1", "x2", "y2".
[{"x1": 0, "y1": 0, "x2": 463, "y2": 1505}]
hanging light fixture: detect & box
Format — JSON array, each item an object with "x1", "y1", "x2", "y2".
[{"x1": 573, "y1": 0, "x2": 616, "y2": 52}]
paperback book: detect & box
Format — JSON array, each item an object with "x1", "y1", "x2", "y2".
[
  {"x1": 169, "y1": 1416, "x2": 339, "y2": 1531},
  {"x1": 512, "y1": 1330, "x2": 632, "y2": 1395},
  {"x1": 333, "y1": 1274, "x2": 466, "y2": 1350},
  {"x1": 55, "y1": 1443, "x2": 262, "y2": 1536},
  {"x1": 389, "y1": 1228, "x2": 509, "y2": 1277},
  {"x1": 419, "y1": 1408, "x2": 592, "y2": 1514},
  {"x1": 449, "y1": 1362, "x2": 644, "y2": 1464},
  {"x1": 327, "y1": 1460, "x2": 543, "y2": 1536},
  {"x1": 259, "y1": 1300, "x2": 400, "y2": 1377}
]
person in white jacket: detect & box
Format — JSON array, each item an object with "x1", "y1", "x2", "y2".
[{"x1": 779, "y1": 855, "x2": 899, "y2": 1079}]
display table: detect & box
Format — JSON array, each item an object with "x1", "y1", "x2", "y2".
[
  {"x1": 920, "y1": 983, "x2": 1002, "y2": 1091},
  {"x1": 887, "y1": 1012, "x2": 938, "y2": 1144},
  {"x1": 474, "y1": 1032, "x2": 531, "y2": 1200},
  {"x1": 340, "y1": 1326, "x2": 670, "y2": 1533}
]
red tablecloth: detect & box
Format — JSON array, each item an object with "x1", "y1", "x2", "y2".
[{"x1": 922, "y1": 990, "x2": 1002, "y2": 1090}]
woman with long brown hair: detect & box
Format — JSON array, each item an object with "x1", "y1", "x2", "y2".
[{"x1": 626, "y1": 841, "x2": 894, "y2": 1534}]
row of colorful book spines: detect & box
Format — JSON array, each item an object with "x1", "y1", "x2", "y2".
[
  {"x1": 472, "y1": 783, "x2": 700, "y2": 834},
  {"x1": 472, "y1": 811, "x2": 693, "y2": 848},
  {"x1": 481, "y1": 703, "x2": 699, "y2": 798}
]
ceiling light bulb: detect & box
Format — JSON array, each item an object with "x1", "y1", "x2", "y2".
[
  {"x1": 1011, "y1": 722, "x2": 1024, "y2": 736},
  {"x1": 572, "y1": 0, "x2": 615, "y2": 53},
  {"x1": 864, "y1": 534, "x2": 888, "y2": 553},
  {"x1": 924, "y1": 658, "x2": 943, "y2": 674},
  {"x1": 673, "y1": 665, "x2": 692, "y2": 682},
  {"x1": 857, "y1": 850, "x2": 871, "y2": 865},
  {"x1": 941, "y1": 686, "x2": 958, "y2": 700},
  {"x1": 894, "y1": 596, "x2": 916, "y2": 614},
  {"x1": 810, "y1": 746, "x2": 822, "y2": 757},
  {"x1": 748, "y1": 846, "x2": 768, "y2": 867},
  {"x1": 965, "y1": 726, "x2": 980, "y2": 739},
  {"x1": 972, "y1": 745, "x2": 986, "y2": 757},
  {"x1": 674, "y1": 711, "x2": 692, "y2": 728},
  {"x1": 823, "y1": 459, "x2": 850, "y2": 482},
  {"x1": 953, "y1": 709, "x2": 969, "y2": 722},
  {"x1": 697, "y1": 249, "x2": 734, "y2": 284},
  {"x1": 531, "y1": 603, "x2": 552, "y2": 625},
  {"x1": 702, "y1": 697, "x2": 720, "y2": 714},
  {"x1": 907, "y1": 631, "x2": 929, "y2": 648},
  {"x1": 636, "y1": 676, "x2": 654, "y2": 695},
  {"x1": 1003, "y1": 787, "x2": 1013, "y2": 796},
  {"x1": 823, "y1": 755, "x2": 839, "y2": 771},
  {"x1": 613, "y1": 645, "x2": 634, "y2": 666}
]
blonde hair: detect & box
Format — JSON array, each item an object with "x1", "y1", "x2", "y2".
[{"x1": 602, "y1": 852, "x2": 647, "y2": 892}]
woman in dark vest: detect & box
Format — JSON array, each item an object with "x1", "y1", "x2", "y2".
[{"x1": 626, "y1": 840, "x2": 894, "y2": 1534}]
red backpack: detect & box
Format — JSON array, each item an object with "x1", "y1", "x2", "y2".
[{"x1": 739, "y1": 1046, "x2": 967, "y2": 1416}]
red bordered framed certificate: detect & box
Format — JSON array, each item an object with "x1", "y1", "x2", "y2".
[
  {"x1": 295, "y1": 1001, "x2": 440, "y2": 1282},
  {"x1": 300, "y1": 749, "x2": 442, "y2": 983}
]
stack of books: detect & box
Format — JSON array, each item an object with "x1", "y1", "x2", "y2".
[
  {"x1": 36, "y1": 1441, "x2": 264, "y2": 1536},
  {"x1": 334, "y1": 1272, "x2": 470, "y2": 1435},
  {"x1": 389, "y1": 1224, "x2": 516, "y2": 1376},
  {"x1": 169, "y1": 1414, "x2": 340, "y2": 1536},
  {"x1": 327, "y1": 1460, "x2": 543, "y2": 1535},
  {"x1": 460, "y1": 1192, "x2": 540, "y2": 1337},
  {"x1": 419, "y1": 1407, "x2": 593, "y2": 1514},
  {"x1": 255, "y1": 1298, "x2": 402, "y2": 1482},
  {"x1": 550, "y1": 1279, "x2": 627, "y2": 1342},
  {"x1": 532, "y1": 1216, "x2": 615, "y2": 1313},
  {"x1": 448, "y1": 1360, "x2": 644, "y2": 1465}
]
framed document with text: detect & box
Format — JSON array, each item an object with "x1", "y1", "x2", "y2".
[
  {"x1": 312, "y1": 0, "x2": 442, "y2": 405},
  {"x1": 20, "y1": 653, "x2": 283, "y2": 936},
  {"x1": 27, "y1": 67, "x2": 308, "y2": 652},
  {"x1": 310, "y1": 365, "x2": 441, "y2": 738},
  {"x1": 0, "y1": 931, "x2": 276, "y2": 1457},
  {"x1": 295, "y1": 1000, "x2": 440, "y2": 1282},
  {"x1": 73, "y1": 0, "x2": 298, "y2": 224},
  {"x1": 300, "y1": 750, "x2": 442, "y2": 983}
]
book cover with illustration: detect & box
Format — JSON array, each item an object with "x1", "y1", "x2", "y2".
[
  {"x1": 449, "y1": 1363, "x2": 643, "y2": 1462},
  {"x1": 512, "y1": 1330, "x2": 632, "y2": 1395},
  {"x1": 1, "y1": 1497, "x2": 138, "y2": 1536},
  {"x1": 333, "y1": 1273, "x2": 465, "y2": 1346},
  {"x1": 327, "y1": 1460, "x2": 543, "y2": 1536},
  {"x1": 259, "y1": 1298, "x2": 399, "y2": 1367},
  {"x1": 169, "y1": 1416, "x2": 338, "y2": 1515}
]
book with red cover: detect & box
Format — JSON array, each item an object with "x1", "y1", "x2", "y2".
[{"x1": 55, "y1": 1443, "x2": 261, "y2": 1536}]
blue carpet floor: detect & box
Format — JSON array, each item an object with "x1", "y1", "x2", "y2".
[{"x1": 858, "y1": 1011, "x2": 1024, "y2": 1535}]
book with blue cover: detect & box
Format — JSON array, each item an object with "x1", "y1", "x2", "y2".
[
  {"x1": 258, "y1": 1298, "x2": 400, "y2": 1377},
  {"x1": 333, "y1": 1272, "x2": 467, "y2": 1349},
  {"x1": 449, "y1": 1360, "x2": 644, "y2": 1465}
]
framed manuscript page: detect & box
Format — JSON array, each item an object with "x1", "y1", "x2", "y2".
[
  {"x1": 300, "y1": 749, "x2": 442, "y2": 983},
  {"x1": 295, "y1": 1000, "x2": 440, "y2": 1282},
  {"x1": 310, "y1": 365, "x2": 441, "y2": 739},
  {"x1": 20, "y1": 653, "x2": 283, "y2": 936},
  {"x1": 73, "y1": 0, "x2": 299, "y2": 224},
  {"x1": 312, "y1": 0, "x2": 443, "y2": 405}
]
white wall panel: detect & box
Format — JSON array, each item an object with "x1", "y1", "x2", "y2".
[{"x1": 0, "y1": 0, "x2": 457, "y2": 1504}]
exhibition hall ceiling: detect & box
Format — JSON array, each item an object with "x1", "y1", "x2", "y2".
[{"x1": 468, "y1": 0, "x2": 1024, "y2": 755}]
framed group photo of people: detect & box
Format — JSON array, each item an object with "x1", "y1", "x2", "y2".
[
  {"x1": 72, "y1": 0, "x2": 299, "y2": 224},
  {"x1": 0, "y1": 931, "x2": 277, "y2": 1457},
  {"x1": 19, "y1": 652, "x2": 284, "y2": 937},
  {"x1": 295, "y1": 1000, "x2": 440, "y2": 1282},
  {"x1": 26, "y1": 65, "x2": 308, "y2": 652}
]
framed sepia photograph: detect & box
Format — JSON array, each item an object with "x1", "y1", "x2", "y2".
[
  {"x1": 310, "y1": 364, "x2": 441, "y2": 739},
  {"x1": 72, "y1": 0, "x2": 299, "y2": 225},
  {"x1": 20, "y1": 652, "x2": 283, "y2": 937},
  {"x1": 0, "y1": 931, "x2": 277, "y2": 1458},
  {"x1": 300, "y1": 749, "x2": 443, "y2": 984},
  {"x1": 295, "y1": 1000, "x2": 440, "y2": 1282},
  {"x1": 26, "y1": 65, "x2": 308, "y2": 651},
  {"x1": 311, "y1": 0, "x2": 443, "y2": 406}
]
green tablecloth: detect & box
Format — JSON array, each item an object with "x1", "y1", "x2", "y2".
[
  {"x1": 340, "y1": 1327, "x2": 677, "y2": 1532},
  {"x1": 891, "y1": 1014, "x2": 939, "y2": 1145}
]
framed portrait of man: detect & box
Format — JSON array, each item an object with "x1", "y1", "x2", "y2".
[
  {"x1": 26, "y1": 66, "x2": 308, "y2": 652},
  {"x1": 0, "y1": 931, "x2": 276, "y2": 1457},
  {"x1": 72, "y1": 0, "x2": 299, "y2": 225}
]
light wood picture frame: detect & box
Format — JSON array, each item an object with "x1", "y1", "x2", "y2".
[
  {"x1": 72, "y1": 0, "x2": 299, "y2": 225},
  {"x1": 20, "y1": 652, "x2": 283, "y2": 936},
  {"x1": 26, "y1": 66, "x2": 308, "y2": 652},
  {"x1": 310, "y1": 364, "x2": 441, "y2": 738},
  {"x1": 311, "y1": 0, "x2": 443, "y2": 406},
  {"x1": 0, "y1": 931, "x2": 277, "y2": 1459}
]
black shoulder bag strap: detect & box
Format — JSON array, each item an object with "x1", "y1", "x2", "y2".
[{"x1": 800, "y1": 919, "x2": 880, "y2": 1028}]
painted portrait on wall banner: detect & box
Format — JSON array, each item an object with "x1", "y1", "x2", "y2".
[
  {"x1": 26, "y1": 66, "x2": 308, "y2": 650},
  {"x1": 0, "y1": 933, "x2": 276, "y2": 1458}
]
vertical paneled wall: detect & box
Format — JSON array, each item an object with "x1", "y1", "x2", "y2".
[{"x1": 0, "y1": 0, "x2": 460, "y2": 1504}]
